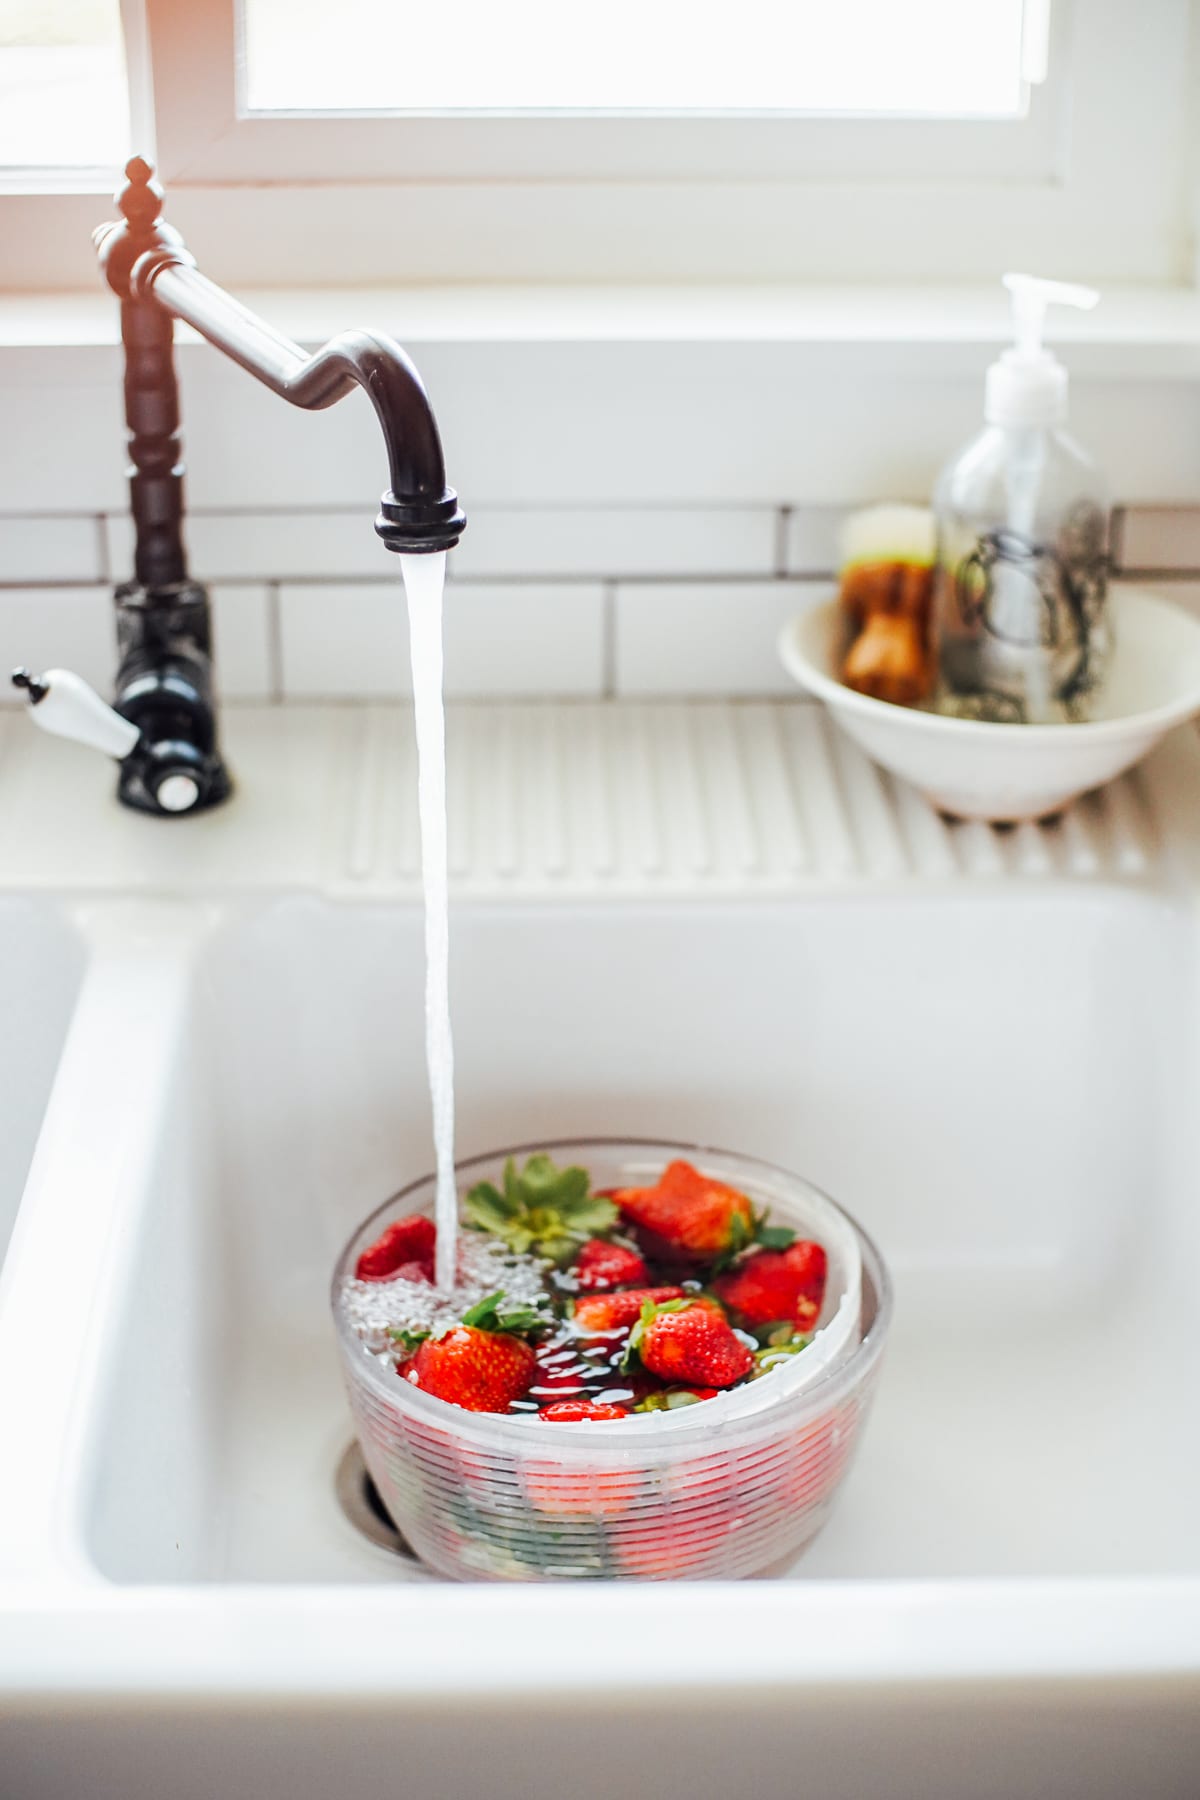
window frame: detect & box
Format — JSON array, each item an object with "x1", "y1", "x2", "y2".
[
  {"x1": 0, "y1": 0, "x2": 1194, "y2": 290},
  {"x1": 149, "y1": 0, "x2": 1067, "y2": 185}
]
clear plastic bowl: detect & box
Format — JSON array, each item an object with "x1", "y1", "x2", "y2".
[{"x1": 332, "y1": 1138, "x2": 892, "y2": 1582}]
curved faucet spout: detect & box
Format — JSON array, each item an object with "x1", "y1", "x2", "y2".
[
  {"x1": 133, "y1": 260, "x2": 464, "y2": 552},
  {"x1": 96, "y1": 157, "x2": 465, "y2": 555},
  {"x1": 84, "y1": 155, "x2": 468, "y2": 818}
]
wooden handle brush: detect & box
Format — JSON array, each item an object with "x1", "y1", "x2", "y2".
[{"x1": 837, "y1": 505, "x2": 936, "y2": 706}]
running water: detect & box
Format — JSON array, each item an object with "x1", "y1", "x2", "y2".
[{"x1": 400, "y1": 551, "x2": 458, "y2": 1291}]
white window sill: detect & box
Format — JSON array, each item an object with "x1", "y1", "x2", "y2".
[{"x1": 2, "y1": 283, "x2": 1200, "y2": 377}]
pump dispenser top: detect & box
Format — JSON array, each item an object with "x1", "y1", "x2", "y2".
[
  {"x1": 984, "y1": 272, "x2": 1099, "y2": 429},
  {"x1": 932, "y1": 270, "x2": 1111, "y2": 726}
]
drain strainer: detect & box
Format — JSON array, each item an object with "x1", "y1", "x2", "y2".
[{"x1": 334, "y1": 1442, "x2": 419, "y2": 1562}]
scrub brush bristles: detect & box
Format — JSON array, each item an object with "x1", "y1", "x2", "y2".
[{"x1": 840, "y1": 503, "x2": 935, "y2": 573}]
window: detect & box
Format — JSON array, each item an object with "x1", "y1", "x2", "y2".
[
  {"x1": 0, "y1": 0, "x2": 1194, "y2": 290},
  {"x1": 150, "y1": 0, "x2": 1065, "y2": 184},
  {"x1": 0, "y1": 0, "x2": 129, "y2": 175},
  {"x1": 242, "y1": 0, "x2": 1036, "y2": 117}
]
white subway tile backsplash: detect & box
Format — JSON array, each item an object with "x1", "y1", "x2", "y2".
[
  {"x1": 785, "y1": 506, "x2": 846, "y2": 574},
  {"x1": 102, "y1": 513, "x2": 133, "y2": 582},
  {"x1": 279, "y1": 581, "x2": 606, "y2": 699},
  {"x1": 615, "y1": 580, "x2": 832, "y2": 696},
  {"x1": 8, "y1": 505, "x2": 1198, "y2": 712},
  {"x1": 0, "y1": 361, "x2": 127, "y2": 515},
  {"x1": 444, "y1": 582, "x2": 606, "y2": 695},
  {"x1": 211, "y1": 584, "x2": 275, "y2": 700},
  {"x1": 1119, "y1": 508, "x2": 1200, "y2": 571},
  {"x1": 0, "y1": 586, "x2": 113, "y2": 694},
  {"x1": 0, "y1": 584, "x2": 271, "y2": 708},
  {"x1": 105, "y1": 509, "x2": 394, "y2": 584},
  {"x1": 449, "y1": 507, "x2": 776, "y2": 580},
  {"x1": 0, "y1": 515, "x2": 101, "y2": 584},
  {"x1": 280, "y1": 584, "x2": 403, "y2": 697}
]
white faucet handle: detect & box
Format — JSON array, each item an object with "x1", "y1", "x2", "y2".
[{"x1": 11, "y1": 667, "x2": 141, "y2": 761}]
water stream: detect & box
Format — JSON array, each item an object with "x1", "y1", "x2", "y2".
[{"x1": 400, "y1": 551, "x2": 458, "y2": 1291}]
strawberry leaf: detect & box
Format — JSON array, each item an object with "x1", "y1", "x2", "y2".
[
  {"x1": 465, "y1": 1155, "x2": 616, "y2": 1261},
  {"x1": 756, "y1": 1319, "x2": 802, "y2": 1347},
  {"x1": 753, "y1": 1332, "x2": 811, "y2": 1372},
  {"x1": 459, "y1": 1289, "x2": 547, "y2": 1337},
  {"x1": 633, "y1": 1388, "x2": 711, "y2": 1412},
  {"x1": 460, "y1": 1290, "x2": 506, "y2": 1327},
  {"x1": 756, "y1": 1224, "x2": 797, "y2": 1250},
  {"x1": 520, "y1": 1154, "x2": 590, "y2": 1209},
  {"x1": 387, "y1": 1326, "x2": 431, "y2": 1354},
  {"x1": 463, "y1": 1182, "x2": 519, "y2": 1235}
]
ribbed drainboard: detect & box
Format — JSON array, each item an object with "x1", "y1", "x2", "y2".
[{"x1": 331, "y1": 700, "x2": 1160, "y2": 896}]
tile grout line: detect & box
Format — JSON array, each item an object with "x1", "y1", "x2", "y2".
[
  {"x1": 601, "y1": 580, "x2": 617, "y2": 699},
  {"x1": 266, "y1": 581, "x2": 284, "y2": 704},
  {"x1": 95, "y1": 513, "x2": 110, "y2": 587},
  {"x1": 774, "y1": 505, "x2": 792, "y2": 578},
  {"x1": 8, "y1": 564, "x2": 1200, "y2": 591},
  {"x1": 0, "y1": 569, "x2": 848, "y2": 593}
]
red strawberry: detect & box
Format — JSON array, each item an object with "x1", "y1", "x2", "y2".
[
  {"x1": 539, "y1": 1399, "x2": 630, "y2": 1422},
  {"x1": 401, "y1": 1325, "x2": 536, "y2": 1413},
  {"x1": 572, "y1": 1286, "x2": 686, "y2": 1335},
  {"x1": 573, "y1": 1238, "x2": 649, "y2": 1292},
  {"x1": 630, "y1": 1298, "x2": 754, "y2": 1389},
  {"x1": 524, "y1": 1443, "x2": 641, "y2": 1517},
  {"x1": 390, "y1": 1260, "x2": 434, "y2": 1285},
  {"x1": 615, "y1": 1160, "x2": 754, "y2": 1259},
  {"x1": 355, "y1": 1214, "x2": 436, "y2": 1282},
  {"x1": 713, "y1": 1240, "x2": 827, "y2": 1330},
  {"x1": 616, "y1": 1518, "x2": 726, "y2": 1578}
]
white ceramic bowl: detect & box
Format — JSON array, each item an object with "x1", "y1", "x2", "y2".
[{"x1": 779, "y1": 586, "x2": 1200, "y2": 822}]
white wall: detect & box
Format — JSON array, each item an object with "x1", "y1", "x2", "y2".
[{"x1": 2, "y1": 299, "x2": 1199, "y2": 701}]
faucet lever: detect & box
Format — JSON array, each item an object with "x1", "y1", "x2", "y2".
[
  {"x1": 7, "y1": 669, "x2": 208, "y2": 817},
  {"x1": 11, "y1": 666, "x2": 142, "y2": 761}
]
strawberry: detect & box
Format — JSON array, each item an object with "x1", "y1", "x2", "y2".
[
  {"x1": 524, "y1": 1447, "x2": 640, "y2": 1518},
  {"x1": 539, "y1": 1399, "x2": 630, "y2": 1421},
  {"x1": 401, "y1": 1326, "x2": 536, "y2": 1413},
  {"x1": 628, "y1": 1297, "x2": 754, "y2": 1389},
  {"x1": 787, "y1": 1404, "x2": 856, "y2": 1509},
  {"x1": 713, "y1": 1240, "x2": 827, "y2": 1331},
  {"x1": 396, "y1": 1290, "x2": 543, "y2": 1414},
  {"x1": 615, "y1": 1160, "x2": 755, "y2": 1260},
  {"x1": 572, "y1": 1285, "x2": 686, "y2": 1335},
  {"x1": 616, "y1": 1518, "x2": 726, "y2": 1578},
  {"x1": 572, "y1": 1238, "x2": 649, "y2": 1292},
  {"x1": 355, "y1": 1214, "x2": 436, "y2": 1282},
  {"x1": 389, "y1": 1260, "x2": 434, "y2": 1286}
]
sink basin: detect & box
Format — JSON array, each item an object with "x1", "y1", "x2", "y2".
[
  {"x1": 0, "y1": 899, "x2": 85, "y2": 1272},
  {"x1": 68, "y1": 892, "x2": 1199, "y2": 1590},
  {"x1": 2, "y1": 703, "x2": 1199, "y2": 1799}
]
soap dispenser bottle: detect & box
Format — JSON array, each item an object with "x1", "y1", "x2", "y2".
[{"x1": 933, "y1": 273, "x2": 1110, "y2": 724}]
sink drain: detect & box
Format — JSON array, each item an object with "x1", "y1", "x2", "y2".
[{"x1": 334, "y1": 1442, "x2": 419, "y2": 1562}]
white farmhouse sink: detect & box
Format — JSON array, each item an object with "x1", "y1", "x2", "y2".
[
  {"x1": 0, "y1": 899, "x2": 85, "y2": 1271},
  {"x1": 0, "y1": 702, "x2": 1198, "y2": 1799},
  {"x1": 71, "y1": 893, "x2": 1197, "y2": 1589}
]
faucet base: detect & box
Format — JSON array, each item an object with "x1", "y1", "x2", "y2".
[
  {"x1": 116, "y1": 747, "x2": 233, "y2": 817},
  {"x1": 114, "y1": 581, "x2": 233, "y2": 817}
]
